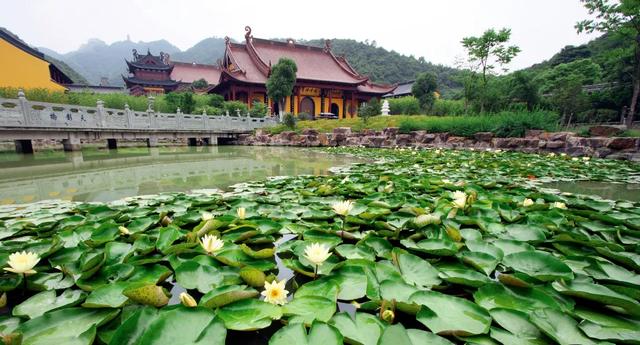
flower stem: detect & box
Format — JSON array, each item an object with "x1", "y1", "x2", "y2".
[{"x1": 313, "y1": 265, "x2": 318, "y2": 280}]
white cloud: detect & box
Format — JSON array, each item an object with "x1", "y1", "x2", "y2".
[{"x1": 2, "y1": 0, "x2": 600, "y2": 70}]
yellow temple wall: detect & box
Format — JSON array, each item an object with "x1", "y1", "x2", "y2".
[{"x1": 0, "y1": 39, "x2": 66, "y2": 91}]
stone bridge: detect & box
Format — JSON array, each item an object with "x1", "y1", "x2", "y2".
[{"x1": 0, "y1": 91, "x2": 278, "y2": 153}]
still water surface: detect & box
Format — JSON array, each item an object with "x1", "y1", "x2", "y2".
[
  {"x1": 0, "y1": 146, "x2": 362, "y2": 204},
  {"x1": 544, "y1": 180, "x2": 640, "y2": 202}
]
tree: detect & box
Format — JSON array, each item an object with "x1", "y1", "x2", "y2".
[
  {"x1": 576, "y1": 0, "x2": 640, "y2": 126},
  {"x1": 191, "y1": 78, "x2": 208, "y2": 89},
  {"x1": 412, "y1": 73, "x2": 438, "y2": 111},
  {"x1": 550, "y1": 75, "x2": 590, "y2": 125},
  {"x1": 358, "y1": 98, "x2": 380, "y2": 124},
  {"x1": 181, "y1": 92, "x2": 195, "y2": 114},
  {"x1": 509, "y1": 71, "x2": 541, "y2": 111},
  {"x1": 266, "y1": 58, "x2": 297, "y2": 121},
  {"x1": 461, "y1": 28, "x2": 521, "y2": 111}
]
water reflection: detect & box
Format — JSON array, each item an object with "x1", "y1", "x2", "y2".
[
  {"x1": 0, "y1": 146, "x2": 362, "y2": 204},
  {"x1": 544, "y1": 181, "x2": 640, "y2": 202}
]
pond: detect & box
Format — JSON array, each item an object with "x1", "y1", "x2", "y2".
[
  {"x1": 0, "y1": 146, "x2": 363, "y2": 204},
  {"x1": 544, "y1": 180, "x2": 640, "y2": 202}
]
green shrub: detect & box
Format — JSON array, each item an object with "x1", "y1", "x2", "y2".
[
  {"x1": 431, "y1": 99, "x2": 467, "y2": 116},
  {"x1": 283, "y1": 113, "x2": 296, "y2": 130},
  {"x1": 359, "y1": 98, "x2": 380, "y2": 119},
  {"x1": 297, "y1": 112, "x2": 314, "y2": 121},
  {"x1": 388, "y1": 96, "x2": 421, "y2": 115},
  {"x1": 223, "y1": 101, "x2": 248, "y2": 116},
  {"x1": 249, "y1": 101, "x2": 268, "y2": 118},
  {"x1": 398, "y1": 111, "x2": 560, "y2": 137}
]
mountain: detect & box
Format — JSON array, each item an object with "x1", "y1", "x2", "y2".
[
  {"x1": 171, "y1": 37, "x2": 227, "y2": 65},
  {"x1": 39, "y1": 38, "x2": 181, "y2": 86}
]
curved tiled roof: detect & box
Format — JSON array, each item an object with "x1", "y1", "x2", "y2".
[{"x1": 171, "y1": 62, "x2": 221, "y2": 85}]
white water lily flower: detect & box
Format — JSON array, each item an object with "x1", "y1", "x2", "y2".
[
  {"x1": 200, "y1": 234, "x2": 224, "y2": 254},
  {"x1": 572, "y1": 157, "x2": 579, "y2": 161},
  {"x1": 179, "y1": 292, "x2": 197, "y2": 307},
  {"x1": 560, "y1": 153, "x2": 567, "y2": 157},
  {"x1": 552, "y1": 202, "x2": 567, "y2": 209},
  {"x1": 237, "y1": 207, "x2": 246, "y2": 220},
  {"x1": 201, "y1": 212, "x2": 214, "y2": 221},
  {"x1": 414, "y1": 213, "x2": 441, "y2": 226},
  {"x1": 548, "y1": 153, "x2": 556, "y2": 157},
  {"x1": 304, "y1": 243, "x2": 332, "y2": 265},
  {"x1": 523, "y1": 198, "x2": 534, "y2": 207},
  {"x1": 118, "y1": 226, "x2": 131, "y2": 236},
  {"x1": 261, "y1": 279, "x2": 289, "y2": 305},
  {"x1": 4, "y1": 251, "x2": 39, "y2": 275},
  {"x1": 583, "y1": 156, "x2": 590, "y2": 161},
  {"x1": 332, "y1": 200, "x2": 354, "y2": 216},
  {"x1": 441, "y1": 179, "x2": 452, "y2": 184},
  {"x1": 451, "y1": 191, "x2": 467, "y2": 209}
]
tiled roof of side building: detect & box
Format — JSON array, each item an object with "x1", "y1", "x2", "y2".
[
  {"x1": 171, "y1": 62, "x2": 222, "y2": 85},
  {"x1": 122, "y1": 77, "x2": 179, "y2": 87}
]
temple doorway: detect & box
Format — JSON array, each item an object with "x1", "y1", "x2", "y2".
[
  {"x1": 330, "y1": 103, "x2": 340, "y2": 116},
  {"x1": 300, "y1": 97, "x2": 315, "y2": 115}
]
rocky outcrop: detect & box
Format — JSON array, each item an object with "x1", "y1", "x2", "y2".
[{"x1": 233, "y1": 127, "x2": 640, "y2": 161}]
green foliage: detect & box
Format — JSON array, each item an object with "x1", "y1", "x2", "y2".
[
  {"x1": 208, "y1": 94, "x2": 225, "y2": 108},
  {"x1": 535, "y1": 59, "x2": 602, "y2": 94},
  {"x1": 549, "y1": 76, "x2": 591, "y2": 124},
  {"x1": 509, "y1": 71, "x2": 541, "y2": 111},
  {"x1": 267, "y1": 58, "x2": 297, "y2": 110},
  {"x1": 283, "y1": 112, "x2": 296, "y2": 130},
  {"x1": 191, "y1": 78, "x2": 209, "y2": 89},
  {"x1": 398, "y1": 111, "x2": 559, "y2": 137},
  {"x1": 461, "y1": 28, "x2": 521, "y2": 82},
  {"x1": 249, "y1": 101, "x2": 268, "y2": 118},
  {"x1": 412, "y1": 73, "x2": 438, "y2": 111},
  {"x1": 223, "y1": 101, "x2": 248, "y2": 116},
  {"x1": 388, "y1": 96, "x2": 421, "y2": 115},
  {"x1": 358, "y1": 98, "x2": 381, "y2": 123},
  {"x1": 431, "y1": 99, "x2": 467, "y2": 116}
]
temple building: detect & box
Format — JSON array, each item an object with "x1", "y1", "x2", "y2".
[
  {"x1": 212, "y1": 27, "x2": 396, "y2": 118},
  {"x1": 123, "y1": 50, "x2": 179, "y2": 95},
  {"x1": 0, "y1": 27, "x2": 72, "y2": 91}
]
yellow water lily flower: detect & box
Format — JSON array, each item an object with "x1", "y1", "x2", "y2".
[
  {"x1": 261, "y1": 279, "x2": 289, "y2": 305},
  {"x1": 201, "y1": 212, "x2": 214, "y2": 221},
  {"x1": 523, "y1": 198, "x2": 534, "y2": 207},
  {"x1": 237, "y1": 207, "x2": 246, "y2": 220},
  {"x1": 552, "y1": 202, "x2": 567, "y2": 209},
  {"x1": 304, "y1": 243, "x2": 332, "y2": 265},
  {"x1": 414, "y1": 213, "x2": 441, "y2": 226},
  {"x1": 179, "y1": 292, "x2": 197, "y2": 307},
  {"x1": 200, "y1": 234, "x2": 224, "y2": 254},
  {"x1": 118, "y1": 226, "x2": 131, "y2": 236},
  {"x1": 4, "y1": 251, "x2": 39, "y2": 275},
  {"x1": 451, "y1": 191, "x2": 467, "y2": 209},
  {"x1": 332, "y1": 200, "x2": 354, "y2": 216}
]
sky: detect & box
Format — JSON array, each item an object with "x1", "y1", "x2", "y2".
[{"x1": 1, "y1": 0, "x2": 601, "y2": 71}]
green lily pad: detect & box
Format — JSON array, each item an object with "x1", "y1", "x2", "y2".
[
  {"x1": 411, "y1": 290, "x2": 492, "y2": 336},
  {"x1": 217, "y1": 299, "x2": 282, "y2": 331},
  {"x1": 13, "y1": 289, "x2": 86, "y2": 319},
  {"x1": 392, "y1": 248, "x2": 441, "y2": 287},
  {"x1": 329, "y1": 312, "x2": 385, "y2": 345},
  {"x1": 502, "y1": 251, "x2": 574, "y2": 281},
  {"x1": 82, "y1": 282, "x2": 129, "y2": 308},
  {"x1": 174, "y1": 261, "x2": 223, "y2": 294},
  {"x1": 530, "y1": 308, "x2": 598, "y2": 345},
  {"x1": 268, "y1": 321, "x2": 343, "y2": 345},
  {"x1": 282, "y1": 295, "x2": 336, "y2": 324},
  {"x1": 199, "y1": 285, "x2": 259, "y2": 309}
]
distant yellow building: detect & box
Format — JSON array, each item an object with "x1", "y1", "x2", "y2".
[{"x1": 0, "y1": 28, "x2": 70, "y2": 91}]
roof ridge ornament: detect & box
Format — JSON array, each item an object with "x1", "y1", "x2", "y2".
[
  {"x1": 224, "y1": 36, "x2": 230, "y2": 45},
  {"x1": 132, "y1": 49, "x2": 139, "y2": 61},
  {"x1": 286, "y1": 38, "x2": 295, "y2": 47},
  {"x1": 245, "y1": 26, "x2": 252, "y2": 41},
  {"x1": 324, "y1": 39, "x2": 332, "y2": 53}
]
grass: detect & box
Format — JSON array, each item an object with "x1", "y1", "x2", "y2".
[{"x1": 267, "y1": 112, "x2": 560, "y2": 138}]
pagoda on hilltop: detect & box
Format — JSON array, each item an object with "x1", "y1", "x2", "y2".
[
  {"x1": 212, "y1": 26, "x2": 396, "y2": 119},
  {"x1": 123, "y1": 49, "x2": 179, "y2": 96}
]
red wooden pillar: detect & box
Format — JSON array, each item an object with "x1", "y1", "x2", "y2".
[
  {"x1": 231, "y1": 85, "x2": 236, "y2": 101},
  {"x1": 328, "y1": 90, "x2": 333, "y2": 117},
  {"x1": 248, "y1": 88, "x2": 253, "y2": 109},
  {"x1": 296, "y1": 87, "x2": 301, "y2": 115},
  {"x1": 351, "y1": 92, "x2": 356, "y2": 118}
]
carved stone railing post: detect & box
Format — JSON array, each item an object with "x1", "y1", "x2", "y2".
[
  {"x1": 176, "y1": 107, "x2": 183, "y2": 129},
  {"x1": 17, "y1": 89, "x2": 30, "y2": 126},
  {"x1": 147, "y1": 96, "x2": 155, "y2": 128},
  {"x1": 202, "y1": 109, "x2": 208, "y2": 129},
  {"x1": 96, "y1": 100, "x2": 105, "y2": 128},
  {"x1": 124, "y1": 103, "x2": 133, "y2": 128}
]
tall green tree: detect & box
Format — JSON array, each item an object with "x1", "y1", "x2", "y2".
[
  {"x1": 412, "y1": 73, "x2": 438, "y2": 111},
  {"x1": 461, "y1": 28, "x2": 521, "y2": 111},
  {"x1": 550, "y1": 75, "x2": 590, "y2": 125},
  {"x1": 266, "y1": 58, "x2": 297, "y2": 120},
  {"x1": 509, "y1": 71, "x2": 540, "y2": 111},
  {"x1": 576, "y1": 0, "x2": 640, "y2": 126}
]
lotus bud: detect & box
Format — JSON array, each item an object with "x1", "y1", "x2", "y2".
[
  {"x1": 0, "y1": 293, "x2": 6, "y2": 308},
  {"x1": 381, "y1": 309, "x2": 395, "y2": 323},
  {"x1": 552, "y1": 202, "x2": 567, "y2": 209},
  {"x1": 237, "y1": 207, "x2": 246, "y2": 220},
  {"x1": 179, "y1": 292, "x2": 197, "y2": 307},
  {"x1": 523, "y1": 198, "x2": 534, "y2": 207}
]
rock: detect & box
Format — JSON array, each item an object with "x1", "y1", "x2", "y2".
[
  {"x1": 525, "y1": 130, "x2": 545, "y2": 138},
  {"x1": 301, "y1": 128, "x2": 319, "y2": 136},
  {"x1": 606, "y1": 137, "x2": 639, "y2": 150},
  {"x1": 383, "y1": 127, "x2": 400, "y2": 138},
  {"x1": 589, "y1": 125, "x2": 624, "y2": 137},
  {"x1": 550, "y1": 132, "x2": 575, "y2": 141},
  {"x1": 421, "y1": 133, "x2": 437, "y2": 143},
  {"x1": 396, "y1": 134, "x2": 413, "y2": 146},
  {"x1": 333, "y1": 127, "x2": 352, "y2": 136},
  {"x1": 474, "y1": 132, "x2": 494, "y2": 142},
  {"x1": 545, "y1": 141, "x2": 565, "y2": 149}
]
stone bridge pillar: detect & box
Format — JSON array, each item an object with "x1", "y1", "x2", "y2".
[
  {"x1": 203, "y1": 135, "x2": 218, "y2": 146},
  {"x1": 18, "y1": 90, "x2": 31, "y2": 126},
  {"x1": 147, "y1": 136, "x2": 158, "y2": 148},
  {"x1": 62, "y1": 135, "x2": 81, "y2": 152},
  {"x1": 67, "y1": 151, "x2": 84, "y2": 168}
]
